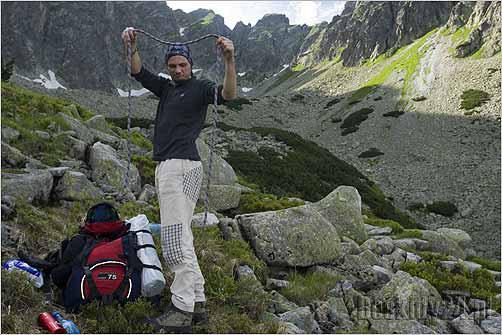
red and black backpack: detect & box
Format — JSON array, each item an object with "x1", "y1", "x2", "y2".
[{"x1": 62, "y1": 203, "x2": 142, "y2": 312}]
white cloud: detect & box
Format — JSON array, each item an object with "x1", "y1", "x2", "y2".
[{"x1": 166, "y1": 1, "x2": 345, "y2": 29}]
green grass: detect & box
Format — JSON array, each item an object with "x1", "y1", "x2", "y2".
[
  {"x1": 234, "y1": 192, "x2": 304, "y2": 215},
  {"x1": 363, "y1": 216, "x2": 404, "y2": 234},
  {"x1": 292, "y1": 64, "x2": 306, "y2": 72},
  {"x1": 466, "y1": 256, "x2": 501, "y2": 272},
  {"x1": 221, "y1": 123, "x2": 417, "y2": 228},
  {"x1": 280, "y1": 271, "x2": 342, "y2": 306},
  {"x1": 352, "y1": 28, "x2": 437, "y2": 103},
  {"x1": 460, "y1": 89, "x2": 490, "y2": 110},
  {"x1": 117, "y1": 200, "x2": 160, "y2": 223},
  {"x1": 131, "y1": 154, "x2": 156, "y2": 186},
  {"x1": 400, "y1": 259, "x2": 499, "y2": 308},
  {"x1": 394, "y1": 229, "x2": 424, "y2": 239},
  {"x1": 201, "y1": 12, "x2": 216, "y2": 25}
]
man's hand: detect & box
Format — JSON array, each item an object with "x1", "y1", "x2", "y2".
[
  {"x1": 122, "y1": 27, "x2": 137, "y2": 49},
  {"x1": 216, "y1": 37, "x2": 235, "y2": 63}
]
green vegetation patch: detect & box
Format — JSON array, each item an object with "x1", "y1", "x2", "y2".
[
  {"x1": 224, "y1": 97, "x2": 253, "y2": 111},
  {"x1": 348, "y1": 85, "x2": 377, "y2": 105},
  {"x1": 460, "y1": 89, "x2": 490, "y2": 110},
  {"x1": 383, "y1": 110, "x2": 405, "y2": 118},
  {"x1": 400, "y1": 258, "x2": 499, "y2": 307},
  {"x1": 107, "y1": 117, "x2": 153, "y2": 129},
  {"x1": 358, "y1": 148, "x2": 384, "y2": 158},
  {"x1": 193, "y1": 226, "x2": 275, "y2": 333},
  {"x1": 1, "y1": 82, "x2": 97, "y2": 166},
  {"x1": 221, "y1": 123, "x2": 417, "y2": 228},
  {"x1": 426, "y1": 201, "x2": 458, "y2": 217},
  {"x1": 341, "y1": 108, "x2": 374, "y2": 136},
  {"x1": 280, "y1": 271, "x2": 342, "y2": 306},
  {"x1": 118, "y1": 200, "x2": 160, "y2": 223},
  {"x1": 234, "y1": 192, "x2": 304, "y2": 215},
  {"x1": 363, "y1": 215, "x2": 404, "y2": 234},
  {"x1": 394, "y1": 229, "x2": 424, "y2": 239},
  {"x1": 132, "y1": 154, "x2": 156, "y2": 186},
  {"x1": 466, "y1": 256, "x2": 501, "y2": 272},
  {"x1": 292, "y1": 63, "x2": 306, "y2": 72},
  {"x1": 324, "y1": 97, "x2": 342, "y2": 109}
]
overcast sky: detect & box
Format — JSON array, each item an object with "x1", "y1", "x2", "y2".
[{"x1": 166, "y1": 1, "x2": 347, "y2": 29}]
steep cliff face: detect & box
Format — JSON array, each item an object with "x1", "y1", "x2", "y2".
[
  {"x1": 1, "y1": 1, "x2": 180, "y2": 91},
  {"x1": 296, "y1": 1, "x2": 455, "y2": 66}
]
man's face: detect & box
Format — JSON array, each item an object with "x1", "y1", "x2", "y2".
[{"x1": 166, "y1": 55, "x2": 191, "y2": 81}]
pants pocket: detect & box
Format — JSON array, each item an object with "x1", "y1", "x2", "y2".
[
  {"x1": 162, "y1": 223, "x2": 184, "y2": 266},
  {"x1": 182, "y1": 165, "x2": 203, "y2": 203}
]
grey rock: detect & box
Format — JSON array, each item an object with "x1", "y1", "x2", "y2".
[
  {"x1": 269, "y1": 290, "x2": 299, "y2": 314},
  {"x1": 65, "y1": 136, "x2": 87, "y2": 161},
  {"x1": 382, "y1": 247, "x2": 407, "y2": 271},
  {"x1": 34, "y1": 130, "x2": 51, "y2": 140},
  {"x1": 425, "y1": 316, "x2": 452, "y2": 334},
  {"x1": 277, "y1": 322, "x2": 305, "y2": 334},
  {"x1": 198, "y1": 184, "x2": 241, "y2": 211},
  {"x1": 1, "y1": 142, "x2": 29, "y2": 168},
  {"x1": 58, "y1": 112, "x2": 95, "y2": 144},
  {"x1": 85, "y1": 115, "x2": 111, "y2": 133},
  {"x1": 370, "y1": 319, "x2": 436, "y2": 334},
  {"x1": 369, "y1": 226, "x2": 393, "y2": 235},
  {"x1": 460, "y1": 260, "x2": 482, "y2": 273},
  {"x1": 468, "y1": 298, "x2": 487, "y2": 311},
  {"x1": 196, "y1": 139, "x2": 237, "y2": 185},
  {"x1": 48, "y1": 166, "x2": 69, "y2": 177},
  {"x1": 237, "y1": 205, "x2": 341, "y2": 267},
  {"x1": 54, "y1": 171, "x2": 103, "y2": 201},
  {"x1": 480, "y1": 315, "x2": 502, "y2": 334},
  {"x1": 421, "y1": 230, "x2": 465, "y2": 258},
  {"x1": 88, "y1": 142, "x2": 141, "y2": 195},
  {"x1": 487, "y1": 270, "x2": 501, "y2": 281},
  {"x1": 266, "y1": 278, "x2": 290, "y2": 290},
  {"x1": 372, "y1": 265, "x2": 394, "y2": 284},
  {"x1": 341, "y1": 237, "x2": 361, "y2": 255},
  {"x1": 437, "y1": 228, "x2": 473, "y2": 248},
  {"x1": 63, "y1": 104, "x2": 80, "y2": 119},
  {"x1": 191, "y1": 212, "x2": 219, "y2": 228},
  {"x1": 310, "y1": 186, "x2": 368, "y2": 243},
  {"x1": 471, "y1": 309, "x2": 499, "y2": 322},
  {"x1": 218, "y1": 217, "x2": 243, "y2": 241},
  {"x1": 406, "y1": 252, "x2": 423, "y2": 263},
  {"x1": 394, "y1": 238, "x2": 429, "y2": 251},
  {"x1": 376, "y1": 236, "x2": 395, "y2": 255},
  {"x1": 138, "y1": 184, "x2": 157, "y2": 203},
  {"x1": 279, "y1": 307, "x2": 319, "y2": 334},
  {"x1": 439, "y1": 260, "x2": 459, "y2": 271},
  {"x1": 2, "y1": 169, "x2": 53, "y2": 204},
  {"x1": 376, "y1": 271, "x2": 442, "y2": 320},
  {"x1": 1, "y1": 126, "x2": 20, "y2": 142},
  {"x1": 235, "y1": 265, "x2": 257, "y2": 281},
  {"x1": 451, "y1": 313, "x2": 484, "y2": 333}
]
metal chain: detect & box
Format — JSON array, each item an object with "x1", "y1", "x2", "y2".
[{"x1": 125, "y1": 29, "x2": 221, "y2": 227}]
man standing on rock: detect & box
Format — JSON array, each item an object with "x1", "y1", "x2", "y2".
[{"x1": 122, "y1": 27, "x2": 237, "y2": 333}]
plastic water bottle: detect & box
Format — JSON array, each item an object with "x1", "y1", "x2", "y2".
[
  {"x1": 2, "y1": 259, "x2": 44, "y2": 288},
  {"x1": 52, "y1": 312, "x2": 81, "y2": 334}
]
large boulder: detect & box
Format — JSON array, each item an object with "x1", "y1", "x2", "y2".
[
  {"x1": 1, "y1": 126, "x2": 20, "y2": 142},
  {"x1": 309, "y1": 186, "x2": 368, "y2": 243},
  {"x1": 370, "y1": 319, "x2": 436, "y2": 334},
  {"x1": 196, "y1": 138, "x2": 237, "y2": 185},
  {"x1": 436, "y1": 228, "x2": 472, "y2": 248},
  {"x1": 376, "y1": 270, "x2": 442, "y2": 320},
  {"x1": 54, "y1": 171, "x2": 103, "y2": 201},
  {"x1": 88, "y1": 142, "x2": 141, "y2": 195},
  {"x1": 2, "y1": 142, "x2": 29, "y2": 168},
  {"x1": 58, "y1": 112, "x2": 95, "y2": 144},
  {"x1": 237, "y1": 205, "x2": 342, "y2": 267},
  {"x1": 279, "y1": 307, "x2": 320, "y2": 334},
  {"x1": 420, "y1": 230, "x2": 465, "y2": 259},
  {"x1": 1, "y1": 170, "x2": 53, "y2": 204},
  {"x1": 197, "y1": 184, "x2": 241, "y2": 211},
  {"x1": 85, "y1": 114, "x2": 111, "y2": 133}
]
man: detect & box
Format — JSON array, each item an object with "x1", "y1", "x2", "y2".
[{"x1": 122, "y1": 27, "x2": 237, "y2": 333}]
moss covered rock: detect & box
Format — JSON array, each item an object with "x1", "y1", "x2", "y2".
[
  {"x1": 237, "y1": 205, "x2": 342, "y2": 267},
  {"x1": 198, "y1": 184, "x2": 241, "y2": 211},
  {"x1": 54, "y1": 171, "x2": 103, "y2": 201},
  {"x1": 310, "y1": 186, "x2": 368, "y2": 243},
  {"x1": 2, "y1": 169, "x2": 53, "y2": 204},
  {"x1": 89, "y1": 142, "x2": 141, "y2": 195}
]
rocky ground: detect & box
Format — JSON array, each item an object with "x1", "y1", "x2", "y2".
[{"x1": 218, "y1": 29, "x2": 501, "y2": 259}]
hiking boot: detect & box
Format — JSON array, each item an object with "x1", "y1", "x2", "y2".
[
  {"x1": 193, "y1": 302, "x2": 208, "y2": 325},
  {"x1": 146, "y1": 303, "x2": 192, "y2": 334}
]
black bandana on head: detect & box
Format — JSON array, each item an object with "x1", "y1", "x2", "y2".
[{"x1": 165, "y1": 44, "x2": 193, "y2": 66}]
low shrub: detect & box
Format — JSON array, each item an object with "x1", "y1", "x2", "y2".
[
  {"x1": 466, "y1": 256, "x2": 501, "y2": 272},
  {"x1": 426, "y1": 201, "x2": 458, "y2": 217},
  {"x1": 236, "y1": 192, "x2": 304, "y2": 215},
  {"x1": 117, "y1": 200, "x2": 160, "y2": 223},
  {"x1": 132, "y1": 154, "x2": 156, "y2": 186},
  {"x1": 394, "y1": 229, "x2": 423, "y2": 239},
  {"x1": 280, "y1": 271, "x2": 342, "y2": 306},
  {"x1": 363, "y1": 216, "x2": 404, "y2": 234},
  {"x1": 341, "y1": 108, "x2": 374, "y2": 130},
  {"x1": 460, "y1": 89, "x2": 490, "y2": 110},
  {"x1": 358, "y1": 148, "x2": 384, "y2": 158}
]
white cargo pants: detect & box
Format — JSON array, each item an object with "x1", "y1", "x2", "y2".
[{"x1": 155, "y1": 159, "x2": 206, "y2": 313}]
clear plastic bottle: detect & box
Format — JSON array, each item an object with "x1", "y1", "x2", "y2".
[
  {"x1": 52, "y1": 312, "x2": 81, "y2": 334},
  {"x1": 2, "y1": 259, "x2": 44, "y2": 288}
]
